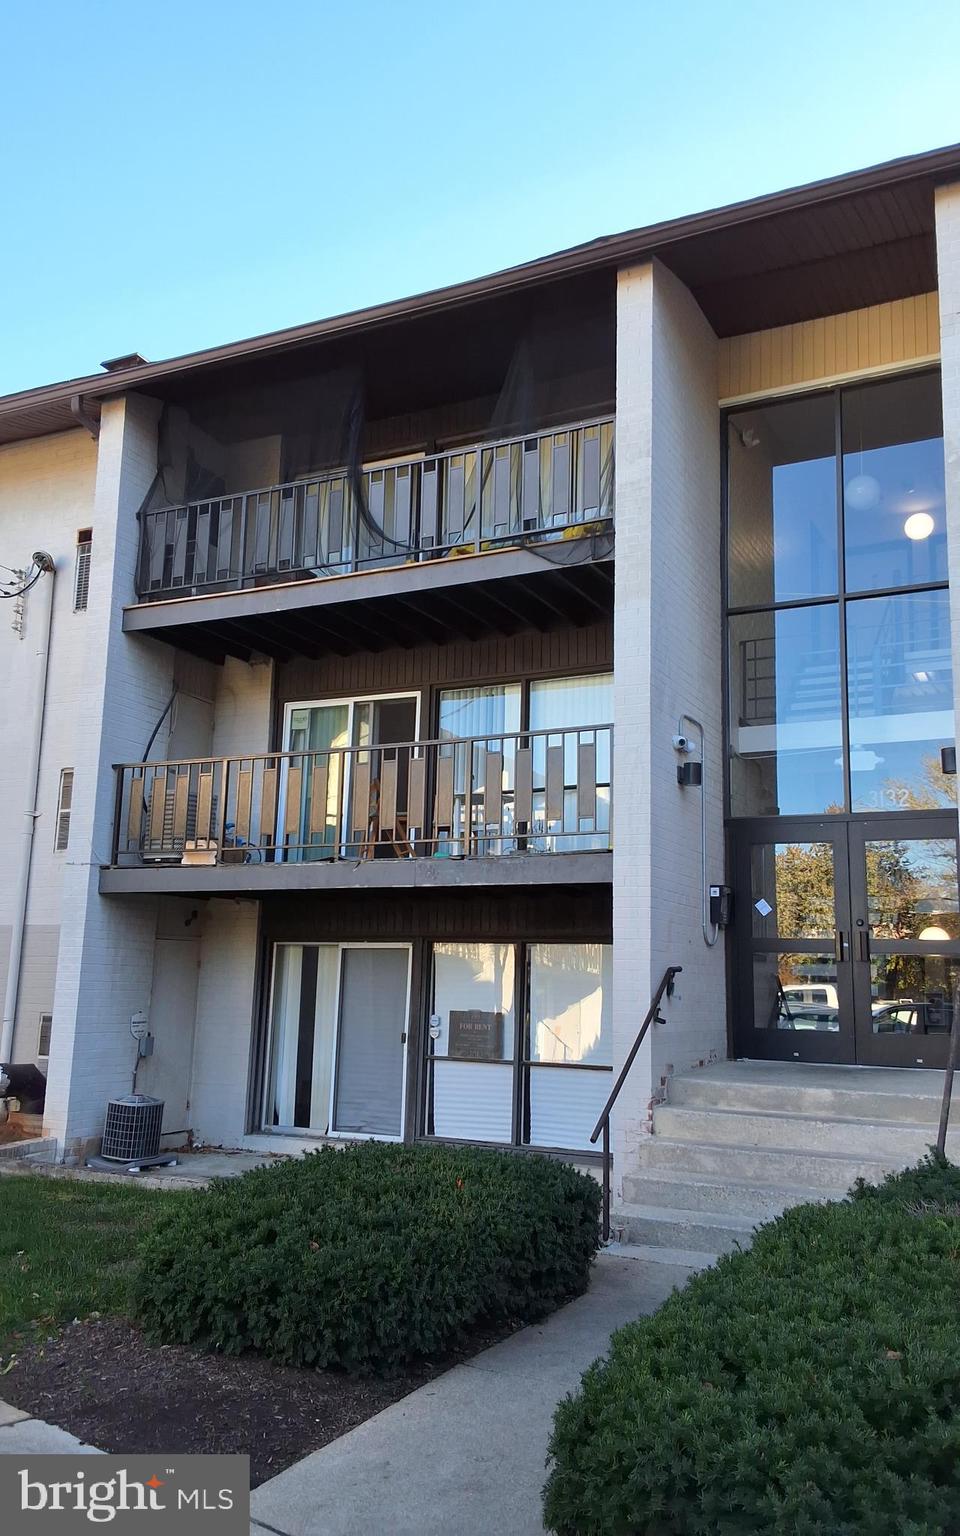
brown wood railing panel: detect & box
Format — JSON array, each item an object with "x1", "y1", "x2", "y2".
[
  {"x1": 577, "y1": 741, "x2": 597, "y2": 823},
  {"x1": 484, "y1": 749, "x2": 503, "y2": 827},
  {"x1": 284, "y1": 763, "x2": 303, "y2": 837},
  {"x1": 380, "y1": 754, "x2": 398, "y2": 838},
  {"x1": 434, "y1": 753, "x2": 454, "y2": 831},
  {"x1": 196, "y1": 764, "x2": 214, "y2": 841},
  {"x1": 236, "y1": 766, "x2": 253, "y2": 842},
  {"x1": 260, "y1": 763, "x2": 278, "y2": 842}
]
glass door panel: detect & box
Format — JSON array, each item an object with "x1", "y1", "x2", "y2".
[
  {"x1": 849, "y1": 818, "x2": 960, "y2": 1067},
  {"x1": 425, "y1": 942, "x2": 515, "y2": 1143},
  {"x1": 732, "y1": 821, "x2": 856, "y2": 1063}
]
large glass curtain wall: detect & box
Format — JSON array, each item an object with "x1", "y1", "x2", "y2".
[{"x1": 727, "y1": 371, "x2": 954, "y2": 816}]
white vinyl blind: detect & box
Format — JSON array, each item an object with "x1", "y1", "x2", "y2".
[
  {"x1": 55, "y1": 769, "x2": 74, "y2": 851},
  {"x1": 73, "y1": 529, "x2": 92, "y2": 612}
]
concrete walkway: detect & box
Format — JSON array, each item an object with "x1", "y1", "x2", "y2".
[
  {"x1": 250, "y1": 1252, "x2": 695, "y2": 1536},
  {"x1": 0, "y1": 1400, "x2": 100, "y2": 1454}
]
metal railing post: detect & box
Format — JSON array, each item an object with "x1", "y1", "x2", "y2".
[
  {"x1": 936, "y1": 978, "x2": 960, "y2": 1158},
  {"x1": 602, "y1": 1121, "x2": 611, "y2": 1241}
]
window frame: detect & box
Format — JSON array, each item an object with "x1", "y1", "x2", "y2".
[
  {"x1": 722, "y1": 365, "x2": 951, "y2": 820},
  {"x1": 73, "y1": 528, "x2": 92, "y2": 612},
  {"x1": 54, "y1": 768, "x2": 74, "y2": 851}
]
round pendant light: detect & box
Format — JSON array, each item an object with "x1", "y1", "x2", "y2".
[
  {"x1": 845, "y1": 473, "x2": 881, "y2": 512},
  {"x1": 903, "y1": 511, "x2": 935, "y2": 541}
]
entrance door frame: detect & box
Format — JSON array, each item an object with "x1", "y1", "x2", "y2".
[{"x1": 730, "y1": 810, "x2": 960, "y2": 1067}]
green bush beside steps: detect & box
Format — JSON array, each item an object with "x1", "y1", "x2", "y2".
[
  {"x1": 132, "y1": 1142, "x2": 601, "y2": 1374},
  {"x1": 544, "y1": 1155, "x2": 960, "y2": 1536}
]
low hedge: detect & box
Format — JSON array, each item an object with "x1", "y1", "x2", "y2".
[
  {"x1": 132, "y1": 1142, "x2": 600, "y2": 1373},
  {"x1": 544, "y1": 1160, "x2": 960, "y2": 1535}
]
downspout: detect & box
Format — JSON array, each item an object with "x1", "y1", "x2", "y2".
[{"x1": 1, "y1": 553, "x2": 56, "y2": 1064}]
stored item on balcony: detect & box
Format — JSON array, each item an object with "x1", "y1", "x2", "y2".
[{"x1": 181, "y1": 838, "x2": 218, "y2": 866}]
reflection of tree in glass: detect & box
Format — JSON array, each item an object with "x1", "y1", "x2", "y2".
[{"x1": 882, "y1": 753, "x2": 956, "y2": 813}]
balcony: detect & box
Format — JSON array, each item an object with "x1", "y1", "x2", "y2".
[
  {"x1": 101, "y1": 724, "x2": 613, "y2": 895},
  {"x1": 123, "y1": 420, "x2": 615, "y2": 661}
]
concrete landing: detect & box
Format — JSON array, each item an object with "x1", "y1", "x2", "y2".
[
  {"x1": 0, "y1": 1400, "x2": 101, "y2": 1454},
  {"x1": 250, "y1": 1252, "x2": 694, "y2": 1536}
]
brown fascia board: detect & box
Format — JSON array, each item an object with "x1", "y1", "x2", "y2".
[{"x1": 3, "y1": 139, "x2": 960, "y2": 433}]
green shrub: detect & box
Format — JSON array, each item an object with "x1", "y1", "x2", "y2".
[
  {"x1": 132, "y1": 1143, "x2": 599, "y2": 1373},
  {"x1": 544, "y1": 1185, "x2": 960, "y2": 1536},
  {"x1": 851, "y1": 1148, "x2": 960, "y2": 1209}
]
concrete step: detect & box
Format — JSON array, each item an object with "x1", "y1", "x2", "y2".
[
  {"x1": 634, "y1": 1135, "x2": 896, "y2": 1191},
  {"x1": 603, "y1": 1240, "x2": 724, "y2": 1270},
  {"x1": 653, "y1": 1103, "x2": 954, "y2": 1160},
  {"x1": 621, "y1": 1169, "x2": 831, "y2": 1219},
  {"x1": 613, "y1": 1201, "x2": 757, "y2": 1255},
  {"x1": 668, "y1": 1071, "x2": 944, "y2": 1124}
]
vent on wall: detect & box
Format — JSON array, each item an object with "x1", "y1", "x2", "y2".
[
  {"x1": 38, "y1": 1013, "x2": 52, "y2": 1060},
  {"x1": 73, "y1": 528, "x2": 92, "y2": 611},
  {"x1": 55, "y1": 769, "x2": 74, "y2": 851}
]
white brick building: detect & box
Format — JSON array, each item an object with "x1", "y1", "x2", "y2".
[{"x1": 3, "y1": 145, "x2": 960, "y2": 1229}]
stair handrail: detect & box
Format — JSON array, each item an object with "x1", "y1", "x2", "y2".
[
  {"x1": 935, "y1": 976, "x2": 960, "y2": 1158},
  {"x1": 590, "y1": 964, "x2": 682, "y2": 1241}
]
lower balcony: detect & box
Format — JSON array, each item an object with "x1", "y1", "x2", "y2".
[{"x1": 101, "y1": 725, "x2": 613, "y2": 894}]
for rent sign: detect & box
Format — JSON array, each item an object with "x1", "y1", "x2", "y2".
[{"x1": 0, "y1": 1455, "x2": 249, "y2": 1534}]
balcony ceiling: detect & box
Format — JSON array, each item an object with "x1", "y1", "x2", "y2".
[{"x1": 122, "y1": 539, "x2": 615, "y2": 663}]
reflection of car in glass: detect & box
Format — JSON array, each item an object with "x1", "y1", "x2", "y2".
[
  {"x1": 782, "y1": 984, "x2": 839, "y2": 1011},
  {"x1": 872, "y1": 1002, "x2": 953, "y2": 1035},
  {"x1": 777, "y1": 1003, "x2": 840, "y2": 1031}
]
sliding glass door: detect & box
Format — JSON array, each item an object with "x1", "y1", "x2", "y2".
[{"x1": 264, "y1": 943, "x2": 411, "y2": 1138}]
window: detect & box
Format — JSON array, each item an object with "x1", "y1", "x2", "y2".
[
  {"x1": 424, "y1": 940, "x2": 612, "y2": 1152},
  {"x1": 37, "y1": 1013, "x2": 52, "y2": 1060},
  {"x1": 73, "y1": 529, "x2": 92, "y2": 611},
  {"x1": 726, "y1": 371, "x2": 954, "y2": 816},
  {"x1": 55, "y1": 769, "x2": 74, "y2": 851}
]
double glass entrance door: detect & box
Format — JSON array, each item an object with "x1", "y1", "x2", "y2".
[{"x1": 732, "y1": 815, "x2": 960, "y2": 1066}]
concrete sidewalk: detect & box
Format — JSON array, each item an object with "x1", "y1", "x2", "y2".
[
  {"x1": 250, "y1": 1252, "x2": 695, "y2": 1536},
  {"x1": 0, "y1": 1400, "x2": 100, "y2": 1454}
]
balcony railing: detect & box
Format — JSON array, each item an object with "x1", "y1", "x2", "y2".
[
  {"x1": 135, "y1": 418, "x2": 614, "y2": 600},
  {"x1": 112, "y1": 724, "x2": 613, "y2": 867}
]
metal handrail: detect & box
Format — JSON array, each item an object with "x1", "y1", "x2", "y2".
[
  {"x1": 936, "y1": 977, "x2": 960, "y2": 1157},
  {"x1": 112, "y1": 721, "x2": 614, "y2": 865},
  {"x1": 590, "y1": 964, "x2": 682, "y2": 1241},
  {"x1": 135, "y1": 415, "x2": 615, "y2": 599}
]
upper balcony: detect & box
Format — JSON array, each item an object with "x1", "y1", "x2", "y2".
[
  {"x1": 100, "y1": 720, "x2": 613, "y2": 895},
  {"x1": 124, "y1": 418, "x2": 615, "y2": 660}
]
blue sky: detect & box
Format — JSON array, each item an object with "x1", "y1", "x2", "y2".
[{"x1": 2, "y1": 0, "x2": 959, "y2": 395}]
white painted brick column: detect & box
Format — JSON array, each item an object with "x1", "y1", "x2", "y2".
[
  {"x1": 936, "y1": 184, "x2": 960, "y2": 849},
  {"x1": 612, "y1": 260, "x2": 726, "y2": 1193},
  {"x1": 45, "y1": 394, "x2": 176, "y2": 1158}
]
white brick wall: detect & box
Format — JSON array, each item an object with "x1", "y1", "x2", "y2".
[
  {"x1": 45, "y1": 396, "x2": 176, "y2": 1154},
  {"x1": 0, "y1": 429, "x2": 98, "y2": 1059},
  {"x1": 189, "y1": 898, "x2": 261, "y2": 1145},
  {"x1": 612, "y1": 260, "x2": 726, "y2": 1189}
]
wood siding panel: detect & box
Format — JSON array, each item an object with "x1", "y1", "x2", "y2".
[
  {"x1": 718, "y1": 292, "x2": 940, "y2": 402},
  {"x1": 276, "y1": 623, "x2": 612, "y2": 710},
  {"x1": 260, "y1": 887, "x2": 612, "y2": 943}
]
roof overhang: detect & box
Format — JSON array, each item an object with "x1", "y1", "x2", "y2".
[{"x1": 3, "y1": 141, "x2": 960, "y2": 448}]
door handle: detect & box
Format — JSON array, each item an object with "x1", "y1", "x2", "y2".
[
  {"x1": 835, "y1": 930, "x2": 846, "y2": 962},
  {"x1": 857, "y1": 928, "x2": 870, "y2": 962}
]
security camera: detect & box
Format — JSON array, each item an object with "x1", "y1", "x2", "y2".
[{"x1": 673, "y1": 734, "x2": 693, "y2": 753}]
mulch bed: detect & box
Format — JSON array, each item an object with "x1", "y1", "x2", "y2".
[{"x1": 5, "y1": 1314, "x2": 520, "y2": 1486}]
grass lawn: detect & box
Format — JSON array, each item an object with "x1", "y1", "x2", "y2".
[{"x1": 0, "y1": 1174, "x2": 177, "y2": 1362}]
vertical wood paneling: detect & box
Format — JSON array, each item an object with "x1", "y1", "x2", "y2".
[
  {"x1": 718, "y1": 292, "x2": 940, "y2": 402},
  {"x1": 277, "y1": 623, "x2": 613, "y2": 709}
]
